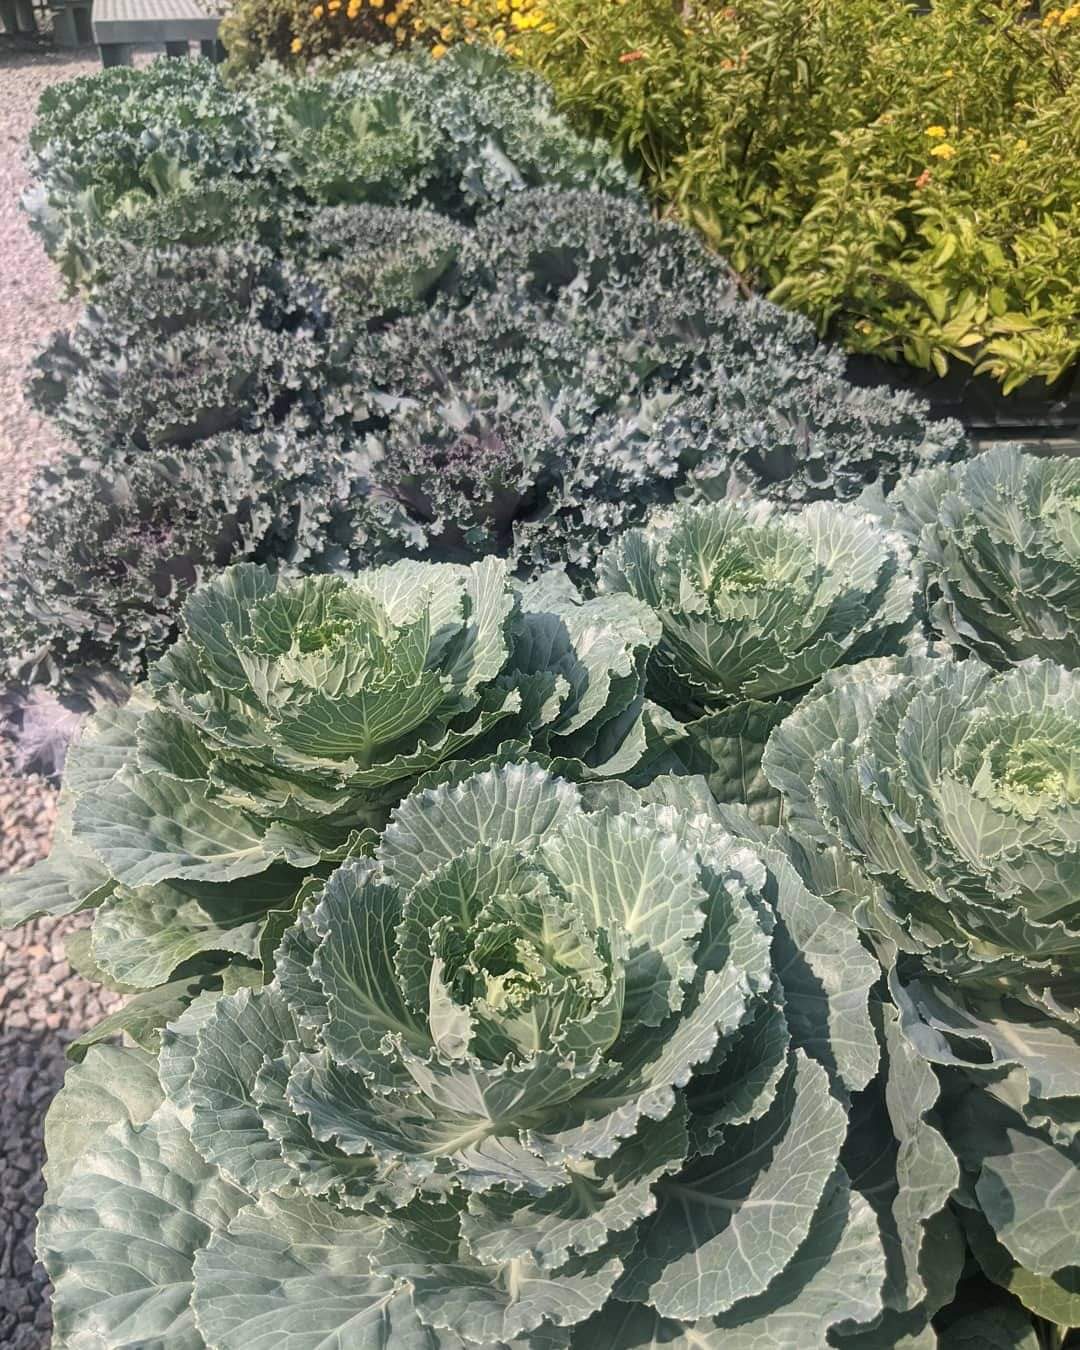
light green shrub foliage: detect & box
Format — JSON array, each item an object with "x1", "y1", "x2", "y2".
[{"x1": 503, "y1": 0, "x2": 1080, "y2": 392}]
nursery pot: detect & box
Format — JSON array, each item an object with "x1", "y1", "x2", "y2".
[{"x1": 844, "y1": 352, "x2": 1080, "y2": 444}]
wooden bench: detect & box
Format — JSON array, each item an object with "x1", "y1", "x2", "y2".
[{"x1": 91, "y1": 0, "x2": 224, "y2": 65}]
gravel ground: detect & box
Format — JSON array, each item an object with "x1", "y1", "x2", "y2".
[{"x1": 0, "y1": 33, "x2": 127, "y2": 1350}]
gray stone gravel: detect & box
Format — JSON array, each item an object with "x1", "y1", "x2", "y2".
[{"x1": 0, "y1": 34, "x2": 127, "y2": 1350}]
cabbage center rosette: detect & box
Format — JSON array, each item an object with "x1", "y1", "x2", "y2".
[
  {"x1": 884, "y1": 444, "x2": 1080, "y2": 668},
  {"x1": 0, "y1": 560, "x2": 660, "y2": 1018},
  {"x1": 36, "y1": 763, "x2": 910, "y2": 1349},
  {"x1": 600, "y1": 499, "x2": 915, "y2": 819},
  {"x1": 764, "y1": 654, "x2": 1080, "y2": 1314}
]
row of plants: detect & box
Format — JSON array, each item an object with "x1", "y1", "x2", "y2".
[
  {"x1": 216, "y1": 0, "x2": 1080, "y2": 398},
  {"x1": 4, "y1": 52, "x2": 965, "y2": 769},
  {"x1": 3, "y1": 46, "x2": 1079, "y2": 1350}
]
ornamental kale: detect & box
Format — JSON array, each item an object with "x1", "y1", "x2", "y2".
[
  {"x1": 25, "y1": 46, "x2": 635, "y2": 291},
  {"x1": 764, "y1": 654, "x2": 1080, "y2": 1326},
  {"x1": 599, "y1": 499, "x2": 915, "y2": 819},
  {"x1": 0, "y1": 428, "x2": 362, "y2": 695},
  {"x1": 0, "y1": 561, "x2": 658, "y2": 1002},
  {"x1": 884, "y1": 445, "x2": 1080, "y2": 668},
  {"x1": 34, "y1": 762, "x2": 965, "y2": 1348},
  {"x1": 16, "y1": 190, "x2": 966, "y2": 711}
]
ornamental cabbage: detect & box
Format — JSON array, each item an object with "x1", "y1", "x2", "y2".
[
  {"x1": 884, "y1": 444, "x2": 1080, "y2": 669},
  {"x1": 599, "y1": 499, "x2": 915, "y2": 818},
  {"x1": 35, "y1": 762, "x2": 964, "y2": 1348},
  {"x1": 0, "y1": 561, "x2": 658, "y2": 1005},
  {"x1": 764, "y1": 654, "x2": 1080, "y2": 1325},
  {"x1": 25, "y1": 47, "x2": 635, "y2": 291}
]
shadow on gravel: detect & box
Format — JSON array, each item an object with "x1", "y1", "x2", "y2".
[{"x1": 0, "y1": 1028, "x2": 68, "y2": 1350}]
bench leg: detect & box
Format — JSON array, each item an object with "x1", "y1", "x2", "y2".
[
  {"x1": 74, "y1": 2, "x2": 92, "y2": 40},
  {"x1": 52, "y1": 5, "x2": 77, "y2": 42},
  {"x1": 14, "y1": 0, "x2": 36, "y2": 29},
  {"x1": 165, "y1": 38, "x2": 189, "y2": 56},
  {"x1": 0, "y1": 0, "x2": 17, "y2": 32},
  {"x1": 200, "y1": 38, "x2": 225, "y2": 61},
  {"x1": 99, "y1": 41, "x2": 132, "y2": 64}
]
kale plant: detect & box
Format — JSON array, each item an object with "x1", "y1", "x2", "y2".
[
  {"x1": 0, "y1": 429, "x2": 362, "y2": 695},
  {"x1": 25, "y1": 47, "x2": 635, "y2": 291},
  {"x1": 599, "y1": 499, "x2": 915, "y2": 817},
  {"x1": 764, "y1": 654, "x2": 1080, "y2": 1331},
  {"x1": 33, "y1": 762, "x2": 968, "y2": 1348},
  {"x1": 15, "y1": 192, "x2": 967, "y2": 718},
  {"x1": 0, "y1": 560, "x2": 658, "y2": 1006},
  {"x1": 884, "y1": 445, "x2": 1080, "y2": 668}
]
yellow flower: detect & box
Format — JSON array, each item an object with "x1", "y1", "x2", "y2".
[
  {"x1": 440, "y1": 22, "x2": 452, "y2": 37},
  {"x1": 310, "y1": 4, "x2": 322, "y2": 15},
  {"x1": 328, "y1": 1, "x2": 341, "y2": 12},
  {"x1": 929, "y1": 143, "x2": 956, "y2": 159},
  {"x1": 925, "y1": 125, "x2": 947, "y2": 139},
  {"x1": 385, "y1": 10, "x2": 398, "y2": 23},
  {"x1": 942, "y1": 67, "x2": 954, "y2": 78},
  {"x1": 431, "y1": 40, "x2": 448, "y2": 55},
  {"x1": 291, "y1": 35, "x2": 303, "y2": 49},
  {"x1": 464, "y1": 13, "x2": 477, "y2": 27},
  {"x1": 369, "y1": 0, "x2": 383, "y2": 7}
]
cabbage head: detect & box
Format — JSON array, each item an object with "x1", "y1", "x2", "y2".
[
  {"x1": 600, "y1": 499, "x2": 915, "y2": 819},
  {"x1": 764, "y1": 655, "x2": 1080, "y2": 1323},
  {"x1": 36, "y1": 762, "x2": 966, "y2": 1348},
  {"x1": 885, "y1": 445, "x2": 1080, "y2": 669},
  {"x1": 0, "y1": 561, "x2": 658, "y2": 1009}
]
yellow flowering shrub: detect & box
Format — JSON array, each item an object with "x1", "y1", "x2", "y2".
[
  {"x1": 415, "y1": 0, "x2": 1079, "y2": 395},
  {"x1": 221, "y1": 0, "x2": 421, "y2": 71}
]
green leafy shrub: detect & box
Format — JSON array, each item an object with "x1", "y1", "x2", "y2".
[
  {"x1": 0, "y1": 560, "x2": 658, "y2": 996},
  {"x1": 24, "y1": 46, "x2": 635, "y2": 291},
  {"x1": 884, "y1": 445, "x2": 1080, "y2": 668},
  {"x1": 13, "y1": 191, "x2": 964, "y2": 717},
  {"x1": 764, "y1": 653, "x2": 1080, "y2": 1327},
  {"x1": 600, "y1": 498, "x2": 916, "y2": 816},
  {"x1": 490, "y1": 0, "x2": 1080, "y2": 392},
  {"x1": 33, "y1": 760, "x2": 971, "y2": 1347}
]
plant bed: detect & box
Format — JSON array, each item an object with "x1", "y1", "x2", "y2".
[{"x1": 845, "y1": 350, "x2": 1080, "y2": 438}]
